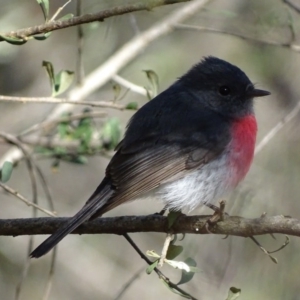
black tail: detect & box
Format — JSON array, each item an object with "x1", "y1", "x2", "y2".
[{"x1": 30, "y1": 180, "x2": 113, "y2": 258}]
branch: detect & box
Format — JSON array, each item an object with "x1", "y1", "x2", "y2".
[
  {"x1": 174, "y1": 24, "x2": 300, "y2": 52},
  {"x1": 0, "y1": 95, "x2": 125, "y2": 110},
  {"x1": 0, "y1": 0, "x2": 189, "y2": 41},
  {"x1": 1, "y1": 214, "x2": 299, "y2": 237},
  {"x1": 0, "y1": 0, "x2": 210, "y2": 167}
]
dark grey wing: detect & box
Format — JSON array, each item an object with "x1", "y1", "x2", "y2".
[{"x1": 91, "y1": 86, "x2": 231, "y2": 214}]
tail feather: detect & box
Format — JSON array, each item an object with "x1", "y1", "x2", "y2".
[{"x1": 30, "y1": 183, "x2": 113, "y2": 258}]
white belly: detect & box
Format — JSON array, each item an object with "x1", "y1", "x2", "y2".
[{"x1": 156, "y1": 152, "x2": 233, "y2": 212}]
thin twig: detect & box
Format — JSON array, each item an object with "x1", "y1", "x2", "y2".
[
  {"x1": 0, "y1": 95, "x2": 125, "y2": 109},
  {"x1": 112, "y1": 75, "x2": 147, "y2": 96},
  {"x1": 0, "y1": 0, "x2": 190, "y2": 41},
  {"x1": 283, "y1": 0, "x2": 300, "y2": 13},
  {"x1": 255, "y1": 102, "x2": 300, "y2": 154},
  {"x1": 123, "y1": 233, "x2": 198, "y2": 300},
  {"x1": 18, "y1": 110, "x2": 107, "y2": 137},
  {"x1": 49, "y1": 0, "x2": 72, "y2": 22},
  {"x1": 0, "y1": 182, "x2": 56, "y2": 217},
  {"x1": 114, "y1": 266, "x2": 145, "y2": 300},
  {"x1": 76, "y1": 0, "x2": 84, "y2": 85},
  {"x1": 158, "y1": 233, "x2": 173, "y2": 267},
  {"x1": 174, "y1": 24, "x2": 300, "y2": 52},
  {"x1": 42, "y1": 248, "x2": 57, "y2": 300},
  {"x1": 0, "y1": 0, "x2": 211, "y2": 166}
]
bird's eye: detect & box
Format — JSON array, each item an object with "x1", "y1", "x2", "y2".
[{"x1": 219, "y1": 86, "x2": 231, "y2": 96}]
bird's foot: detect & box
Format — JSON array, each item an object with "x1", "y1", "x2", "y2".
[{"x1": 205, "y1": 200, "x2": 227, "y2": 233}]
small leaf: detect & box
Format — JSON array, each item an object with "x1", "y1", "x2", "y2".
[
  {"x1": 125, "y1": 102, "x2": 138, "y2": 110},
  {"x1": 144, "y1": 69, "x2": 159, "y2": 99},
  {"x1": 36, "y1": 0, "x2": 50, "y2": 21},
  {"x1": 0, "y1": 35, "x2": 27, "y2": 45},
  {"x1": 42, "y1": 61, "x2": 55, "y2": 92},
  {"x1": 101, "y1": 118, "x2": 121, "y2": 150},
  {"x1": 70, "y1": 155, "x2": 88, "y2": 164},
  {"x1": 42, "y1": 61, "x2": 74, "y2": 96},
  {"x1": 112, "y1": 84, "x2": 121, "y2": 101},
  {"x1": 34, "y1": 32, "x2": 51, "y2": 40},
  {"x1": 53, "y1": 70, "x2": 74, "y2": 96},
  {"x1": 166, "y1": 245, "x2": 183, "y2": 260},
  {"x1": 54, "y1": 146, "x2": 67, "y2": 156},
  {"x1": 177, "y1": 257, "x2": 198, "y2": 285},
  {"x1": 167, "y1": 211, "x2": 182, "y2": 229},
  {"x1": 0, "y1": 161, "x2": 13, "y2": 182},
  {"x1": 146, "y1": 259, "x2": 158, "y2": 274},
  {"x1": 225, "y1": 287, "x2": 241, "y2": 300}
]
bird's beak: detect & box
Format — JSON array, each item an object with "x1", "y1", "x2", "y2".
[{"x1": 247, "y1": 88, "x2": 271, "y2": 98}]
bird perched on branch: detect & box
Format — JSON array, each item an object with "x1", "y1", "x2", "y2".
[{"x1": 31, "y1": 56, "x2": 270, "y2": 258}]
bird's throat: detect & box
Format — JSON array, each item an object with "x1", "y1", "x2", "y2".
[{"x1": 228, "y1": 114, "x2": 257, "y2": 186}]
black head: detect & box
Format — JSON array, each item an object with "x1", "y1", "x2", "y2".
[{"x1": 179, "y1": 56, "x2": 270, "y2": 118}]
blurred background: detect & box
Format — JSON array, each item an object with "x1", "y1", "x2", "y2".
[{"x1": 0, "y1": 0, "x2": 300, "y2": 299}]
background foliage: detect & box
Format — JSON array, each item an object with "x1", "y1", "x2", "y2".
[{"x1": 0, "y1": 0, "x2": 300, "y2": 299}]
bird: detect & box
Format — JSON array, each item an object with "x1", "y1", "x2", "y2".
[{"x1": 30, "y1": 56, "x2": 270, "y2": 258}]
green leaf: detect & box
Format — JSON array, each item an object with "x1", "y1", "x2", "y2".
[
  {"x1": 144, "y1": 70, "x2": 159, "y2": 99},
  {"x1": 177, "y1": 257, "x2": 198, "y2": 285},
  {"x1": 166, "y1": 245, "x2": 183, "y2": 260},
  {"x1": 34, "y1": 32, "x2": 51, "y2": 41},
  {"x1": 112, "y1": 84, "x2": 121, "y2": 101},
  {"x1": 225, "y1": 287, "x2": 241, "y2": 300},
  {"x1": 36, "y1": 0, "x2": 49, "y2": 21},
  {"x1": 146, "y1": 260, "x2": 158, "y2": 274},
  {"x1": 0, "y1": 161, "x2": 13, "y2": 183},
  {"x1": 70, "y1": 155, "x2": 88, "y2": 164},
  {"x1": 53, "y1": 146, "x2": 67, "y2": 156},
  {"x1": 42, "y1": 60, "x2": 55, "y2": 91},
  {"x1": 167, "y1": 211, "x2": 182, "y2": 229},
  {"x1": 42, "y1": 61, "x2": 74, "y2": 96},
  {"x1": 101, "y1": 118, "x2": 121, "y2": 150},
  {"x1": 54, "y1": 70, "x2": 74, "y2": 96},
  {"x1": 0, "y1": 35, "x2": 27, "y2": 45},
  {"x1": 125, "y1": 102, "x2": 138, "y2": 110}
]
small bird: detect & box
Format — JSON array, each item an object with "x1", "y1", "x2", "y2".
[{"x1": 30, "y1": 56, "x2": 270, "y2": 258}]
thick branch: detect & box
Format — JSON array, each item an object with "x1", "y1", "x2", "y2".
[
  {"x1": 0, "y1": 0, "x2": 189, "y2": 41},
  {"x1": 1, "y1": 215, "x2": 299, "y2": 237}
]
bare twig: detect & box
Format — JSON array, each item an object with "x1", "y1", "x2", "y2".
[
  {"x1": 174, "y1": 24, "x2": 300, "y2": 52},
  {"x1": 158, "y1": 233, "x2": 173, "y2": 267},
  {"x1": 0, "y1": 0, "x2": 211, "y2": 166},
  {"x1": 42, "y1": 248, "x2": 57, "y2": 300},
  {"x1": 76, "y1": 0, "x2": 84, "y2": 85},
  {"x1": 123, "y1": 233, "x2": 198, "y2": 300},
  {"x1": 0, "y1": 0, "x2": 189, "y2": 41},
  {"x1": 283, "y1": 0, "x2": 300, "y2": 13},
  {"x1": 18, "y1": 110, "x2": 107, "y2": 137},
  {"x1": 0, "y1": 95, "x2": 125, "y2": 109},
  {"x1": 15, "y1": 234, "x2": 35, "y2": 300},
  {"x1": 255, "y1": 102, "x2": 300, "y2": 154},
  {"x1": 0, "y1": 182, "x2": 56, "y2": 217},
  {"x1": 50, "y1": 0, "x2": 72, "y2": 22},
  {"x1": 114, "y1": 266, "x2": 145, "y2": 300},
  {"x1": 112, "y1": 75, "x2": 147, "y2": 96}
]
